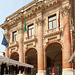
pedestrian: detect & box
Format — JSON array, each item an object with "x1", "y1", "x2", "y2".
[
  {"x1": 48, "y1": 67, "x2": 52, "y2": 75},
  {"x1": 52, "y1": 68, "x2": 55, "y2": 75}
]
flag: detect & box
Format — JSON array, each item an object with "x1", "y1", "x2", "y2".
[
  {"x1": 24, "y1": 22, "x2": 29, "y2": 39},
  {"x1": 58, "y1": 10, "x2": 60, "y2": 28},
  {"x1": 24, "y1": 22, "x2": 27, "y2": 31},
  {"x1": 1, "y1": 36, "x2": 8, "y2": 47}
]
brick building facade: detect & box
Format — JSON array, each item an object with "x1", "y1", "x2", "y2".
[{"x1": 0, "y1": 0, "x2": 75, "y2": 75}]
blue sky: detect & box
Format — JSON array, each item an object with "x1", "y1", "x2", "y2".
[{"x1": 0, "y1": 0, "x2": 33, "y2": 52}]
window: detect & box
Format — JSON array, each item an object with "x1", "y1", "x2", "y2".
[
  {"x1": 13, "y1": 31, "x2": 17, "y2": 41},
  {"x1": 48, "y1": 15, "x2": 57, "y2": 30},
  {"x1": 28, "y1": 24, "x2": 34, "y2": 39}
]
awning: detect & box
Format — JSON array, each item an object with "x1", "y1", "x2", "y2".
[
  {"x1": 0, "y1": 55, "x2": 34, "y2": 68},
  {"x1": 69, "y1": 51, "x2": 75, "y2": 63}
]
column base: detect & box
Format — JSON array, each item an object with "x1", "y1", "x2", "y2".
[
  {"x1": 73, "y1": 69, "x2": 75, "y2": 75},
  {"x1": 62, "y1": 68, "x2": 73, "y2": 75},
  {"x1": 36, "y1": 70, "x2": 46, "y2": 75}
]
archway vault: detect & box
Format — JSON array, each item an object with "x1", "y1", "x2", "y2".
[
  {"x1": 10, "y1": 52, "x2": 19, "y2": 61},
  {"x1": 25, "y1": 48, "x2": 37, "y2": 68},
  {"x1": 25, "y1": 47, "x2": 37, "y2": 56},
  {"x1": 44, "y1": 41, "x2": 63, "y2": 52},
  {"x1": 44, "y1": 41, "x2": 62, "y2": 75}
]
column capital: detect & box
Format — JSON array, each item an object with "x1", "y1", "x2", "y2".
[
  {"x1": 4, "y1": 33, "x2": 10, "y2": 37},
  {"x1": 61, "y1": 5, "x2": 71, "y2": 17},
  {"x1": 35, "y1": 18, "x2": 44, "y2": 26},
  {"x1": 4, "y1": 33, "x2": 10, "y2": 41},
  {"x1": 17, "y1": 21, "x2": 23, "y2": 34}
]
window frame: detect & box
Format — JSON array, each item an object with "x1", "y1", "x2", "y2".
[
  {"x1": 13, "y1": 31, "x2": 17, "y2": 42},
  {"x1": 48, "y1": 14, "x2": 57, "y2": 30},
  {"x1": 28, "y1": 24, "x2": 34, "y2": 39}
]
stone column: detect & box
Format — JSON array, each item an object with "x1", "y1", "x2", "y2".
[
  {"x1": 61, "y1": 6, "x2": 73, "y2": 75},
  {"x1": 73, "y1": 63, "x2": 75, "y2": 75},
  {"x1": 18, "y1": 22, "x2": 24, "y2": 62},
  {"x1": 44, "y1": 51, "x2": 46, "y2": 75},
  {"x1": 72, "y1": 32, "x2": 75, "y2": 75},
  {"x1": 24, "y1": 56, "x2": 27, "y2": 63},
  {"x1": 4, "y1": 28, "x2": 9, "y2": 57},
  {"x1": 36, "y1": 17, "x2": 45, "y2": 75}
]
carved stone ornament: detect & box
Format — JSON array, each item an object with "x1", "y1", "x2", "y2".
[
  {"x1": 35, "y1": 18, "x2": 44, "y2": 26},
  {"x1": 18, "y1": 28, "x2": 23, "y2": 34},
  {"x1": 61, "y1": 5, "x2": 71, "y2": 17},
  {"x1": 4, "y1": 33, "x2": 10, "y2": 39}
]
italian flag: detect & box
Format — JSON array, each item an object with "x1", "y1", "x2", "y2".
[
  {"x1": 24, "y1": 22, "x2": 29, "y2": 39},
  {"x1": 58, "y1": 10, "x2": 60, "y2": 28}
]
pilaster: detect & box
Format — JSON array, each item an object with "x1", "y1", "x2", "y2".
[
  {"x1": 4, "y1": 27, "x2": 10, "y2": 57},
  {"x1": 36, "y1": 13, "x2": 44, "y2": 75},
  {"x1": 61, "y1": 5, "x2": 73, "y2": 75},
  {"x1": 18, "y1": 21, "x2": 24, "y2": 62}
]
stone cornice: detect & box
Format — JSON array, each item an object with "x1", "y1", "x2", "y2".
[
  {"x1": 0, "y1": 13, "x2": 24, "y2": 29},
  {"x1": 0, "y1": 0, "x2": 62, "y2": 29},
  {"x1": 0, "y1": 21, "x2": 8, "y2": 29},
  {"x1": 6, "y1": 0, "x2": 37, "y2": 20},
  {"x1": 24, "y1": 0, "x2": 61, "y2": 18},
  {"x1": 8, "y1": 13, "x2": 24, "y2": 25}
]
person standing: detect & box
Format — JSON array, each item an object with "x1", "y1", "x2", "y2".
[
  {"x1": 49, "y1": 67, "x2": 52, "y2": 75},
  {"x1": 52, "y1": 68, "x2": 55, "y2": 75}
]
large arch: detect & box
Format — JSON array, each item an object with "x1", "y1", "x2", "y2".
[
  {"x1": 25, "y1": 48, "x2": 37, "y2": 75},
  {"x1": 44, "y1": 41, "x2": 63, "y2": 75},
  {"x1": 25, "y1": 48, "x2": 37, "y2": 68},
  {"x1": 44, "y1": 41, "x2": 63, "y2": 51},
  {"x1": 10, "y1": 52, "x2": 19, "y2": 61}
]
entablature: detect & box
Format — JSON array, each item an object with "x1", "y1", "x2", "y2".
[{"x1": 0, "y1": 0, "x2": 63, "y2": 30}]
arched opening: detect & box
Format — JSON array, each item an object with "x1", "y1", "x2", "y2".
[
  {"x1": 25, "y1": 48, "x2": 37, "y2": 75},
  {"x1": 10, "y1": 52, "x2": 19, "y2": 61},
  {"x1": 46, "y1": 43, "x2": 62, "y2": 75}
]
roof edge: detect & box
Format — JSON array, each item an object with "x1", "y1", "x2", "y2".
[{"x1": 5, "y1": 0, "x2": 36, "y2": 21}]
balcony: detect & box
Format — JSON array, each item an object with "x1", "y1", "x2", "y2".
[
  {"x1": 24, "y1": 35, "x2": 37, "y2": 44},
  {"x1": 24, "y1": 35, "x2": 37, "y2": 49},
  {"x1": 44, "y1": 27, "x2": 63, "y2": 38}
]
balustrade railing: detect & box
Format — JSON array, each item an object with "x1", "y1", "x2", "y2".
[{"x1": 46, "y1": 27, "x2": 63, "y2": 34}]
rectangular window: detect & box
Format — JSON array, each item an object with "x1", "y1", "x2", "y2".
[
  {"x1": 48, "y1": 15, "x2": 56, "y2": 30},
  {"x1": 28, "y1": 24, "x2": 34, "y2": 39},
  {"x1": 13, "y1": 31, "x2": 17, "y2": 41}
]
